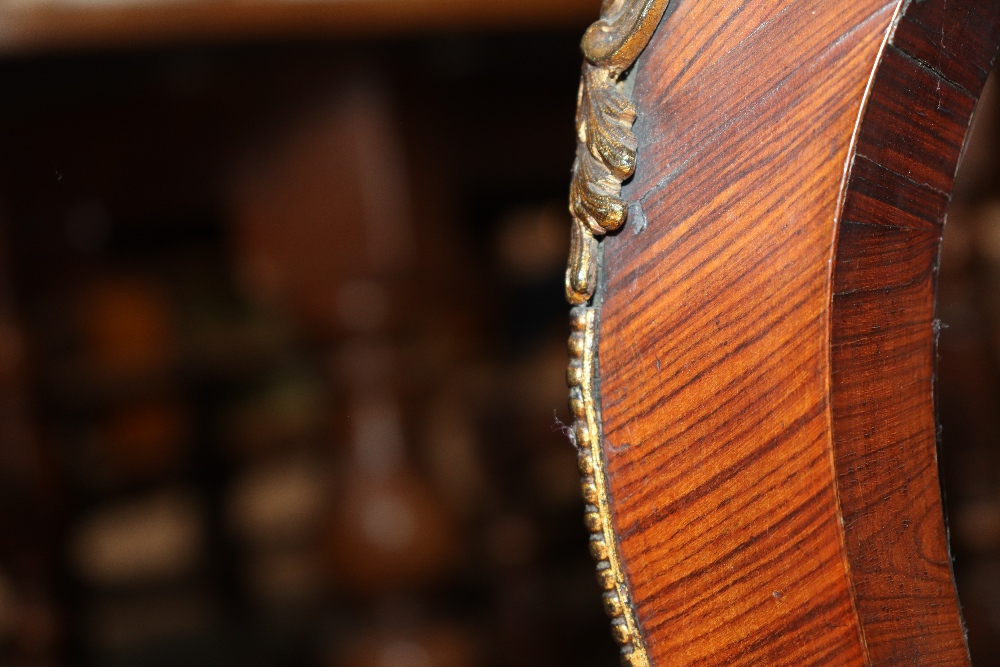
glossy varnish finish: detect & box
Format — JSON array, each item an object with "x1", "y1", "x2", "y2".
[
  {"x1": 593, "y1": 0, "x2": 1000, "y2": 664},
  {"x1": 832, "y1": 2, "x2": 1000, "y2": 664}
]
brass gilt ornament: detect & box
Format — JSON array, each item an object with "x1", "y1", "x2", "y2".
[
  {"x1": 566, "y1": 0, "x2": 669, "y2": 304},
  {"x1": 565, "y1": 2, "x2": 669, "y2": 666},
  {"x1": 567, "y1": 307, "x2": 651, "y2": 667}
]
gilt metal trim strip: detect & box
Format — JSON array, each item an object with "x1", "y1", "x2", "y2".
[
  {"x1": 566, "y1": 2, "x2": 669, "y2": 666},
  {"x1": 568, "y1": 306, "x2": 651, "y2": 667}
]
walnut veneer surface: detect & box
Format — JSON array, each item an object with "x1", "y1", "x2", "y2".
[{"x1": 595, "y1": 0, "x2": 1000, "y2": 664}]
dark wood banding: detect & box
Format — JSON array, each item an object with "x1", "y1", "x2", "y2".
[{"x1": 831, "y1": 3, "x2": 1000, "y2": 664}]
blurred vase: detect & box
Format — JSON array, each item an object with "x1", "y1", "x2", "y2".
[
  {"x1": 333, "y1": 620, "x2": 477, "y2": 667},
  {"x1": 325, "y1": 397, "x2": 456, "y2": 594}
]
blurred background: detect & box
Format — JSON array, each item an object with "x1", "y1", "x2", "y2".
[
  {"x1": 0, "y1": 2, "x2": 619, "y2": 666},
  {"x1": 0, "y1": 3, "x2": 997, "y2": 667},
  {"x1": 939, "y1": 73, "x2": 1000, "y2": 667}
]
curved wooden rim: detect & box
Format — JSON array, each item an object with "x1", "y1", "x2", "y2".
[
  {"x1": 590, "y1": 0, "x2": 1000, "y2": 664},
  {"x1": 830, "y1": 2, "x2": 1000, "y2": 663}
]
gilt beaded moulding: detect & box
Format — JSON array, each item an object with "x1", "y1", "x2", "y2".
[{"x1": 565, "y1": 1, "x2": 669, "y2": 666}]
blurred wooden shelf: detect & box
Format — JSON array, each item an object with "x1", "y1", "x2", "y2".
[{"x1": 0, "y1": 0, "x2": 600, "y2": 54}]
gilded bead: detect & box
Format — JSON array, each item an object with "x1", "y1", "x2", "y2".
[
  {"x1": 569, "y1": 307, "x2": 588, "y2": 331},
  {"x1": 589, "y1": 534, "x2": 609, "y2": 560},
  {"x1": 596, "y1": 565, "x2": 616, "y2": 590},
  {"x1": 566, "y1": 363, "x2": 584, "y2": 387},
  {"x1": 568, "y1": 332, "x2": 586, "y2": 358},
  {"x1": 568, "y1": 386, "x2": 585, "y2": 417},
  {"x1": 603, "y1": 591, "x2": 623, "y2": 618},
  {"x1": 620, "y1": 648, "x2": 643, "y2": 667},
  {"x1": 577, "y1": 448, "x2": 594, "y2": 474},
  {"x1": 581, "y1": 481, "x2": 599, "y2": 505},
  {"x1": 610, "y1": 619, "x2": 631, "y2": 645}
]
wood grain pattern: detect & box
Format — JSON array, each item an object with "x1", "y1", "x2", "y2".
[
  {"x1": 593, "y1": 0, "x2": 1000, "y2": 663},
  {"x1": 830, "y1": 4, "x2": 999, "y2": 663}
]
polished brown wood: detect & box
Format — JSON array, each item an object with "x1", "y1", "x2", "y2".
[
  {"x1": 595, "y1": 0, "x2": 1000, "y2": 664},
  {"x1": 830, "y1": 3, "x2": 997, "y2": 661}
]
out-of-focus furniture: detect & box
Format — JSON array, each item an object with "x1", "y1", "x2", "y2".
[{"x1": 0, "y1": 0, "x2": 599, "y2": 53}]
